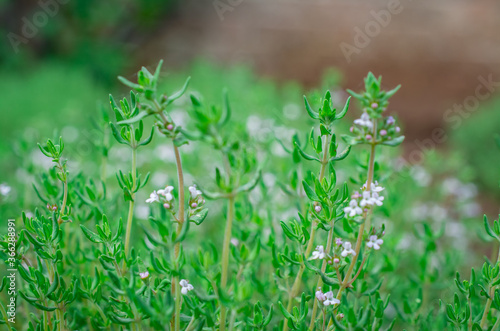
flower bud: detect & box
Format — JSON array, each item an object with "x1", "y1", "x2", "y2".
[
  {"x1": 380, "y1": 129, "x2": 387, "y2": 136},
  {"x1": 371, "y1": 102, "x2": 378, "y2": 109},
  {"x1": 191, "y1": 202, "x2": 198, "y2": 208},
  {"x1": 334, "y1": 258, "x2": 340, "y2": 264},
  {"x1": 163, "y1": 203, "x2": 171, "y2": 209},
  {"x1": 166, "y1": 124, "x2": 174, "y2": 131},
  {"x1": 395, "y1": 127, "x2": 401, "y2": 133},
  {"x1": 366, "y1": 134, "x2": 372, "y2": 140},
  {"x1": 314, "y1": 205, "x2": 322, "y2": 213}
]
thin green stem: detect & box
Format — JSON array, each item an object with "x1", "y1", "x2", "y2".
[
  {"x1": 174, "y1": 280, "x2": 181, "y2": 331},
  {"x1": 123, "y1": 147, "x2": 137, "y2": 267},
  {"x1": 58, "y1": 180, "x2": 68, "y2": 225},
  {"x1": 228, "y1": 309, "x2": 236, "y2": 331},
  {"x1": 328, "y1": 123, "x2": 378, "y2": 329},
  {"x1": 44, "y1": 309, "x2": 50, "y2": 331},
  {"x1": 0, "y1": 303, "x2": 14, "y2": 331},
  {"x1": 283, "y1": 134, "x2": 331, "y2": 331},
  {"x1": 309, "y1": 227, "x2": 334, "y2": 328},
  {"x1": 220, "y1": 196, "x2": 235, "y2": 331},
  {"x1": 467, "y1": 297, "x2": 473, "y2": 331},
  {"x1": 185, "y1": 315, "x2": 196, "y2": 331},
  {"x1": 94, "y1": 302, "x2": 109, "y2": 327},
  {"x1": 154, "y1": 100, "x2": 187, "y2": 331},
  {"x1": 492, "y1": 313, "x2": 500, "y2": 331},
  {"x1": 171, "y1": 143, "x2": 186, "y2": 331},
  {"x1": 56, "y1": 309, "x2": 64, "y2": 331}
]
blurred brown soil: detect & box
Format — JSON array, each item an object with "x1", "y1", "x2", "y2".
[{"x1": 137, "y1": 0, "x2": 500, "y2": 144}]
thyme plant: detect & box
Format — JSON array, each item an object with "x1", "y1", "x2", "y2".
[{"x1": 1, "y1": 62, "x2": 498, "y2": 331}]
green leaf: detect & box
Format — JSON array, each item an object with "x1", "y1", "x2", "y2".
[
  {"x1": 302, "y1": 180, "x2": 319, "y2": 201},
  {"x1": 138, "y1": 126, "x2": 155, "y2": 146},
  {"x1": 117, "y1": 76, "x2": 144, "y2": 92},
  {"x1": 278, "y1": 301, "x2": 294, "y2": 320},
  {"x1": 341, "y1": 135, "x2": 361, "y2": 146},
  {"x1": 117, "y1": 111, "x2": 149, "y2": 125},
  {"x1": 484, "y1": 215, "x2": 499, "y2": 241},
  {"x1": 219, "y1": 89, "x2": 231, "y2": 127},
  {"x1": 303, "y1": 259, "x2": 339, "y2": 286},
  {"x1": 294, "y1": 142, "x2": 320, "y2": 162},
  {"x1": 189, "y1": 209, "x2": 208, "y2": 225},
  {"x1": 235, "y1": 170, "x2": 262, "y2": 194},
  {"x1": 173, "y1": 134, "x2": 189, "y2": 147},
  {"x1": 335, "y1": 96, "x2": 351, "y2": 120},
  {"x1": 166, "y1": 77, "x2": 191, "y2": 104},
  {"x1": 381, "y1": 136, "x2": 405, "y2": 147},
  {"x1": 80, "y1": 225, "x2": 103, "y2": 244},
  {"x1": 280, "y1": 221, "x2": 298, "y2": 241},
  {"x1": 46, "y1": 274, "x2": 59, "y2": 297},
  {"x1": 304, "y1": 96, "x2": 319, "y2": 120},
  {"x1": 263, "y1": 304, "x2": 274, "y2": 326},
  {"x1": 152, "y1": 60, "x2": 163, "y2": 88},
  {"x1": 330, "y1": 145, "x2": 351, "y2": 162},
  {"x1": 385, "y1": 84, "x2": 401, "y2": 98}
]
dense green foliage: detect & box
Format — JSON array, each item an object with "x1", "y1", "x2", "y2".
[{"x1": 1, "y1": 60, "x2": 499, "y2": 331}]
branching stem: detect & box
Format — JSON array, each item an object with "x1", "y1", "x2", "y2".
[{"x1": 283, "y1": 134, "x2": 332, "y2": 331}]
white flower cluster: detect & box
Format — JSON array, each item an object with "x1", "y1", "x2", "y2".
[
  {"x1": 340, "y1": 242, "x2": 356, "y2": 257},
  {"x1": 310, "y1": 240, "x2": 357, "y2": 261},
  {"x1": 344, "y1": 181, "x2": 385, "y2": 218},
  {"x1": 188, "y1": 184, "x2": 205, "y2": 209},
  {"x1": 350, "y1": 108, "x2": 401, "y2": 143},
  {"x1": 366, "y1": 235, "x2": 383, "y2": 250},
  {"x1": 315, "y1": 288, "x2": 340, "y2": 306},
  {"x1": 146, "y1": 184, "x2": 204, "y2": 210},
  {"x1": 179, "y1": 279, "x2": 194, "y2": 295},
  {"x1": 311, "y1": 245, "x2": 325, "y2": 260},
  {"x1": 353, "y1": 112, "x2": 373, "y2": 129},
  {"x1": 146, "y1": 185, "x2": 175, "y2": 209}
]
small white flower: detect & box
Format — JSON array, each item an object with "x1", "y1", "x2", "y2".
[
  {"x1": 371, "y1": 192, "x2": 384, "y2": 206},
  {"x1": 0, "y1": 183, "x2": 11, "y2": 196},
  {"x1": 363, "y1": 181, "x2": 384, "y2": 193},
  {"x1": 344, "y1": 199, "x2": 362, "y2": 217},
  {"x1": 315, "y1": 288, "x2": 326, "y2": 301},
  {"x1": 370, "y1": 182, "x2": 385, "y2": 193},
  {"x1": 179, "y1": 279, "x2": 194, "y2": 295},
  {"x1": 359, "y1": 191, "x2": 373, "y2": 207},
  {"x1": 366, "y1": 235, "x2": 383, "y2": 250},
  {"x1": 353, "y1": 112, "x2": 373, "y2": 129},
  {"x1": 188, "y1": 185, "x2": 202, "y2": 199},
  {"x1": 139, "y1": 271, "x2": 149, "y2": 279},
  {"x1": 158, "y1": 186, "x2": 175, "y2": 201},
  {"x1": 146, "y1": 191, "x2": 160, "y2": 203},
  {"x1": 323, "y1": 291, "x2": 340, "y2": 306},
  {"x1": 341, "y1": 242, "x2": 356, "y2": 257},
  {"x1": 230, "y1": 238, "x2": 239, "y2": 246},
  {"x1": 311, "y1": 245, "x2": 326, "y2": 260}
]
